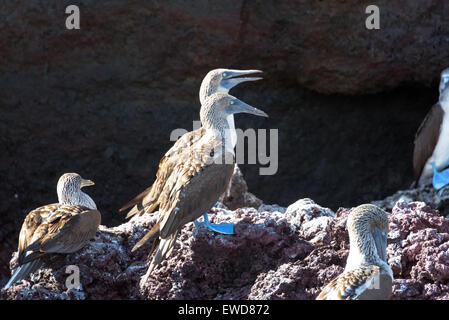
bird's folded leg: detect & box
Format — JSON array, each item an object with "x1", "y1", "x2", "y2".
[{"x1": 194, "y1": 213, "x2": 234, "y2": 235}]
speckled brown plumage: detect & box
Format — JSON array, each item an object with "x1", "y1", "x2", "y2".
[
  {"x1": 120, "y1": 127, "x2": 207, "y2": 219},
  {"x1": 3, "y1": 173, "x2": 100, "y2": 290},
  {"x1": 316, "y1": 204, "x2": 393, "y2": 300},
  {"x1": 316, "y1": 264, "x2": 392, "y2": 300},
  {"x1": 18, "y1": 204, "x2": 101, "y2": 264}
]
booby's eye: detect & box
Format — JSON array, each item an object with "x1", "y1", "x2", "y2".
[
  {"x1": 230, "y1": 100, "x2": 234, "y2": 104},
  {"x1": 222, "y1": 73, "x2": 227, "y2": 77}
]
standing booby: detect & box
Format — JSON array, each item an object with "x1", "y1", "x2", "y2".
[
  {"x1": 130, "y1": 92, "x2": 267, "y2": 280},
  {"x1": 3, "y1": 173, "x2": 101, "y2": 290},
  {"x1": 413, "y1": 68, "x2": 449, "y2": 187},
  {"x1": 120, "y1": 68, "x2": 262, "y2": 232},
  {"x1": 316, "y1": 204, "x2": 393, "y2": 300}
]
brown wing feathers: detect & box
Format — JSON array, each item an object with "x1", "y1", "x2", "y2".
[
  {"x1": 120, "y1": 128, "x2": 206, "y2": 219},
  {"x1": 413, "y1": 103, "x2": 444, "y2": 185},
  {"x1": 130, "y1": 137, "x2": 234, "y2": 269},
  {"x1": 317, "y1": 265, "x2": 381, "y2": 300},
  {"x1": 5, "y1": 203, "x2": 100, "y2": 290},
  {"x1": 17, "y1": 205, "x2": 100, "y2": 265},
  {"x1": 119, "y1": 185, "x2": 153, "y2": 214}
]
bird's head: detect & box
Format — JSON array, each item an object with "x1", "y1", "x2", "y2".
[
  {"x1": 347, "y1": 204, "x2": 389, "y2": 263},
  {"x1": 57, "y1": 173, "x2": 96, "y2": 208},
  {"x1": 440, "y1": 87, "x2": 449, "y2": 111},
  {"x1": 439, "y1": 67, "x2": 449, "y2": 96},
  {"x1": 200, "y1": 92, "x2": 268, "y2": 130},
  {"x1": 199, "y1": 68, "x2": 263, "y2": 105}
]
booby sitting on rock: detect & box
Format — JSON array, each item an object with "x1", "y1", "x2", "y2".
[
  {"x1": 413, "y1": 67, "x2": 449, "y2": 189},
  {"x1": 316, "y1": 204, "x2": 393, "y2": 300},
  {"x1": 129, "y1": 92, "x2": 267, "y2": 280},
  {"x1": 120, "y1": 68, "x2": 263, "y2": 234},
  {"x1": 3, "y1": 173, "x2": 101, "y2": 290}
]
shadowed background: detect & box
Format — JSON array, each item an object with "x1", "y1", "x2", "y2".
[{"x1": 1, "y1": 0, "x2": 448, "y2": 281}]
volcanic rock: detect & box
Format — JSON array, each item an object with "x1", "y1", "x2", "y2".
[{"x1": 2, "y1": 197, "x2": 448, "y2": 300}]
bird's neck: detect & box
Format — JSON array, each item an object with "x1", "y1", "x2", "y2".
[
  {"x1": 58, "y1": 190, "x2": 97, "y2": 210},
  {"x1": 345, "y1": 225, "x2": 379, "y2": 271},
  {"x1": 199, "y1": 81, "x2": 210, "y2": 106},
  {"x1": 201, "y1": 114, "x2": 237, "y2": 156},
  {"x1": 225, "y1": 114, "x2": 237, "y2": 150},
  {"x1": 346, "y1": 233, "x2": 393, "y2": 278}
]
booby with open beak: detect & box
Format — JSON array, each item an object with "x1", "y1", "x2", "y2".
[
  {"x1": 129, "y1": 92, "x2": 267, "y2": 280},
  {"x1": 3, "y1": 173, "x2": 101, "y2": 290},
  {"x1": 413, "y1": 68, "x2": 449, "y2": 188},
  {"x1": 316, "y1": 204, "x2": 393, "y2": 300},
  {"x1": 120, "y1": 68, "x2": 263, "y2": 234}
]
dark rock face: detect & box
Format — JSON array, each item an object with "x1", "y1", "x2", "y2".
[
  {"x1": 1, "y1": 1, "x2": 448, "y2": 94},
  {"x1": 2, "y1": 198, "x2": 448, "y2": 300}
]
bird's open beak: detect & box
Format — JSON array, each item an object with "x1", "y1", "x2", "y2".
[
  {"x1": 221, "y1": 69, "x2": 263, "y2": 90},
  {"x1": 80, "y1": 178, "x2": 95, "y2": 188},
  {"x1": 372, "y1": 228, "x2": 388, "y2": 262},
  {"x1": 225, "y1": 98, "x2": 268, "y2": 118}
]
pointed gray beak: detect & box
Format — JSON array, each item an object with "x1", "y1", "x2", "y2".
[
  {"x1": 221, "y1": 69, "x2": 263, "y2": 90},
  {"x1": 225, "y1": 98, "x2": 268, "y2": 118},
  {"x1": 372, "y1": 228, "x2": 388, "y2": 262},
  {"x1": 80, "y1": 178, "x2": 95, "y2": 188}
]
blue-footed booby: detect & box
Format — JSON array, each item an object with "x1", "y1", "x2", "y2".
[
  {"x1": 413, "y1": 68, "x2": 449, "y2": 188},
  {"x1": 120, "y1": 68, "x2": 263, "y2": 234},
  {"x1": 317, "y1": 204, "x2": 393, "y2": 300},
  {"x1": 128, "y1": 92, "x2": 268, "y2": 280},
  {"x1": 3, "y1": 173, "x2": 101, "y2": 290}
]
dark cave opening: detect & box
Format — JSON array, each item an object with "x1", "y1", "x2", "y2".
[{"x1": 236, "y1": 84, "x2": 436, "y2": 211}]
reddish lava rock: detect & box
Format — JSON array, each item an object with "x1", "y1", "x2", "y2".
[{"x1": 1, "y1": 199, "x2": 449, "y2": 300}]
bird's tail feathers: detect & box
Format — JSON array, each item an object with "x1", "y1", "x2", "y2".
[
  {"x1": 125, "y1": 205, "x2": 144, "y2": 219},
  {"x1": 120, "y1": 185, "x2": 154, "y2": 214},
  {"x1": 142, "y1": 231, "x2": 179, "y2": 283},
  {"x1": 131, "y1": 221, "x2": 161, "y2": 252},
  {"x1": 3, "y1": 258, "x2": 43, "y2": 290}
]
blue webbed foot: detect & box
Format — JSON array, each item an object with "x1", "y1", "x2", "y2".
[
  {"x1": 432, "y1": 162, "x2": 449, "y2": 190},
  {"x1": 194, "y1": 213, "x2": 234, "y2": 235}
]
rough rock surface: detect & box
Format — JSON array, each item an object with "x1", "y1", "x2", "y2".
[
  {"x1": 2, "y1": 197, "x2": 448, "y2": 300},
  {"x1": 1, "y1": 1, "x2": 448, "y2": 95},
  {"x1": 373, "y1": 185, "x2": 449, "y2": 216}
]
